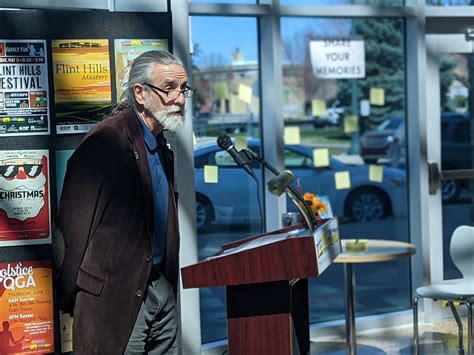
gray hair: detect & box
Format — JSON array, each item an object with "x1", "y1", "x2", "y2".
[{"x1": 112, "y1": 50, "x2": 183, "y2": 113}]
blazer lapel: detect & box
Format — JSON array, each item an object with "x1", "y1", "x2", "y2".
[{"x1": 124, "y1": 108, "x2": 154, "y2": 244}]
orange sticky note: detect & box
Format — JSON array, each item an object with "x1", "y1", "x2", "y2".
[
  {"x1": 370, "y1": 88, "x2": 385, "y2": 106},
  {"x1": 313, "y1": 148, "x2": 329, "y2": 167},
  {"x1": 369, "y1": 165, "x2": 383, "y2": 183},
  {"x1": 284, "y1": 126, "x2": 301, "y2": 144},
  {"x1": 204, "y1": 165, "x2": 218, "y2": 183},
  {"x1": 335, "y1": 171, "x2": 351, "y2": 190}
]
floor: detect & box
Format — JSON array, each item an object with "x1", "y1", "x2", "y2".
[{"x1": 310, "y1": 318, "x2": 471, "y2": 354}]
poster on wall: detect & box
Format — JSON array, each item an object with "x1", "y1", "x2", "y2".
[
  {"x1": 0, "y1": 150, "x2": 51, "y2": 246},
  {"x1": 0, "y1": 40, "x2": 50, "y2": 136},
  {"x1": 0, "y1": 260, "x2": 54, "y2": 353},
  {"x1": 114, "y1": 39, "x2": 169, "y2": 99},
  {"x1": 52, "y1": 39, "x2": 112, "y2": 134}
]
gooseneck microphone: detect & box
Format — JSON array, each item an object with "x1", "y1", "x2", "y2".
[{"x1": 216, "y1": 134, "x2": 255, "y2": 178}]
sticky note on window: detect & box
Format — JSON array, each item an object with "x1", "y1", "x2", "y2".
[
  {"x1": 235, "y1": 135, "x2": 247, "y2": 151},
  {"x1": 343, "y1": 115, "x2": 359, "y2": 134},
  {"x1": 370, "y1": 88, "x2": 385, "y2": 106},
  {"x1": 238, "y1": 84, "x2": 253, "y2": 104},
  {"x1": 204, "y1": 165, "x2": 218, "y2": 183},
  {"x1": 313, "y1": 148, "x2": 329, "y2": 167},
  {"x1": 284, "y1": 126, "x2": 301, "y2": 144},
  {"x1": 335, "y1": 171, "x2": 351, "y2": 190},
  {"x1": 369, "y1": 165, "x2": 383, "y2": 183},
  {"x1": 214, "y1": 81, "x2": 229, "y2": 100},
  {"x1": 192, "y1": 132, "x2": 197, "y2": 145},
  {"x1": 311, "y1": 99, "x2": 326, "y2": 116}
]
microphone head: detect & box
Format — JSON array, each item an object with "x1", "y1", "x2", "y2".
[
  {"x1": 217, "y1": 134, "x2": 232, "y2": 150},
  {"x1": 268, "y1": 170, "x2": 295, "y2": 196}
]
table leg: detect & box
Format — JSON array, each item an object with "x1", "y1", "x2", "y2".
[{"x1": 344, "y1": 263, "x2": 356, "y2": 355}]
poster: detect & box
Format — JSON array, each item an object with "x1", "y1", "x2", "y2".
[
  {"x1": 114, "y1": 39, "x2": 168, "y2": 99},
  {"x1": 0, "y1": 150, "x2": 51, "y2": 246},
  {"x1": 0, "y1": 260, "x2": 54, "y2": 354},
  {"x1": 52, "y1": 39, "x2": 112, "y2": 134},
  {"x1": 0, "y1": 40, "x2": 50, "y2": 136}
]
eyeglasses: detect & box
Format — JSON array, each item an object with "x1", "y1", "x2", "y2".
[
  {"x1": 144, "y1": 82, "x2": 193, "y2": 100},
  {"x1": 0, "y1": 164, "x2": 43, "y2": 178}
]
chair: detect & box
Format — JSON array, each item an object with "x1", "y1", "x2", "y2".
[{"x1": 413, "y1": 225, "x2": 474, "y2": 355}]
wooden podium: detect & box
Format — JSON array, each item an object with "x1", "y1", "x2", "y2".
[{"x1": 181, "y1": 218, "x2": 341, "y2": 355}]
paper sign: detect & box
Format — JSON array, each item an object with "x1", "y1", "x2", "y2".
[
  {"x1": 235, "y1": 136, "x2": 247, "y2": 151},
  {"x1": 311, "y1": 99, "x2": 326, "y2": 116},
  {"x1": 213, "y1": 81, "x2": 229, "y2": 100},
  {"x1": 204, "y1": 165, "x2": 218, "y2": 183},
  {"x1": 370, "y1": 88, "x2": 385, "y2": 106},
  {"x1": 59, "y1": 311, "x2": 73, "y2": 353},
  {"x1": 313, "y1": 148, "x2": 330, "y2": 167},
  {"x1": 343, "y1": 115, "x2": 359, "y2": 134},
  {"x1": 284, "y1": 126, "x2": 301, "y2": 144},
  {"x1": 238, "y1": 84, "x2": 252, "y2": 104},
  {"x1": 369, "y1": 165, "x2": 383, "y2": 183},
  {"x1": 335, "y1": 171, "x2": 351, "y2": 190}
]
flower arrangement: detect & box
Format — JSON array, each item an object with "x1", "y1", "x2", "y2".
[{"x1": 303, "y1": 192, "x2": 329, "y2": 220}]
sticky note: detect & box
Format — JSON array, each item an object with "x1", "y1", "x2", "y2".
[
  {"x1": 204, "y1": 165, "x2": 218, "y2": 183},
  {"x1": 235, "y1": 135, "x2": 247, "y2": 151},
  {"x1": 284, "y1": 126, "x2": 301, "y2": 144},
  {"x1": 238, "y1": 84, "x2": 252, "y2": 104},
  {"x1": 360, "y1": 99, "x2": 370, "y2": 117},
  {"x1": 214, "y1": 81, "x2": 229, "y2": 100},
  {"x1": 370, "y1": 88, "x2": 385, "y2": 106},
  {"x1": 343, "y1": 115, "x2": 359, "y2": 134},
  {"x1": 311, "y1": 99, "x2": 326, "y2": 116},
  {"x1": 335, "y1": 171, "x2": 351, "y2": 190},
  {"x1": 313, "y1": 148, "x2": 330, "y2": 167},
  {"x1": 369, "y1": 165, "x2": 383, "y2": 183}
]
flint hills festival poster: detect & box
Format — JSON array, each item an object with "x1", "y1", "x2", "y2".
[
  {"x1": 0, "y1": 150, "x2": 51, "y2": 246},
  {"x1": 0, "y1": 260, "x2": 54, "y2": 354},
  {"x1": 114, "y1": 39, "x2": 168, "y2": 99},
  {"x1": 52, "y1": 39, "x2": 111, "y2": 134},
  {"x1": 0, "y1": 39, "x2": 50, "y2": 136}
]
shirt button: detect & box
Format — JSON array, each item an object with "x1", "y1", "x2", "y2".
[
  {"x1": 136, "y1": 290, "x2": 143, "y2": 298},
  {"x1": 146, "y1": 255, "x2": 152, "y2": 262}
]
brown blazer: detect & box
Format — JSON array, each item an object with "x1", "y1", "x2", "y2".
[{"x1": 55, "y1": 108, "x2": 180, "y2": 354}]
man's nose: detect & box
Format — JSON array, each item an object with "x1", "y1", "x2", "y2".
[{"x1": 174, "y1": 92, "x2": 186, "y2": 106}]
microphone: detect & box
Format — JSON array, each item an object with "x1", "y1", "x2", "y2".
[
  {"x1": 217, "y1": 134, "x2": 255, "y2": 177},
  {"x1": 268, "y1": 170, "x2": 294, "y2": 196}
]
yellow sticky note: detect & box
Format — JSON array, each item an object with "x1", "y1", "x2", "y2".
[
  {"x1": 335, "y1": 171, "x2": 351, "y2": 190},
  {"x1": 213, "y1": 81, "x2": 229, "y2": 100},
  {"x1": 313, "y1": 148, "x2": 330, "y2": 167},
  {"x1": 370, "y1": 88, "x2": 385, "y2": 106},
  {"x1": 284, "y1": 126, "x2": 301, "y2": 145},
  {"x1": 238, "y1": 84, "x2": 252, "y2": 104},
  {"x1": 343, "y1": 115, "x2": 359, "y2": 134},
  {"x1": 204, "y1": 165, "x2": 218, "y2": 183},
  {"x1": 369, "y1": 165, "x2": 383, "y2": 183},
  {"x1": 235, "y1": 135, "x2": 247, "y2": 151},
  {"x1": 311, "y1": 99, "x2": 326, "y2": 116},
  {"x1": 192, "y1": 132, "x2": 197, "y2": 145}
]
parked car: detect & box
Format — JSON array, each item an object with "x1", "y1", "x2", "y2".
[
  {"x1": 390, "y1": 112, "x2": 473, "y2": 202},
  {"x1": 194, "y1": 138, "x2": 407, "y2": 231},
  {"x1": 360, "y1": 117, "x2": 403, "y2": 164}
]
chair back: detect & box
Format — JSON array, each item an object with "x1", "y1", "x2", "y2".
[{"x1": 450, "y1": 225, "x2": 474, "y2": 280}]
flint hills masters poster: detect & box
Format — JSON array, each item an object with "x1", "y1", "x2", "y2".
[
  {"x1": 0, "y1": 40, "x2": 50, "y2": 136},
  {"x1": 52, "y1": 39, "x2": 111, "y2": 134},
  {"x1": 114, "y1": 39, "x2": 168, "y2": 99},
  {"x1": 0, "y1": 260, "x2": 54, "y2": 354},
  {"x1": 0, "y1": 150, "x2": 51, "y2": 246}
]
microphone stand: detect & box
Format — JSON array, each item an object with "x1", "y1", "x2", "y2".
[{"x1": 243, "y1": 148, "x2": 316, "y2": 232}]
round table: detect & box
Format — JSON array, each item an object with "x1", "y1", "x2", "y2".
[{"x1": 334, "y1": 239, "x2": 416, "y2": 355}]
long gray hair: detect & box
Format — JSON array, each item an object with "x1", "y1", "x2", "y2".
[{"x1": 112, "y1": 50, "x2": 183, "y2": 114}]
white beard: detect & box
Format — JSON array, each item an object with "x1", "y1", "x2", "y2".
[{"x1": 144, "y1": 96, "x2": 185, "y2": 132}]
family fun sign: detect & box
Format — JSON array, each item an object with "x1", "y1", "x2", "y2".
[{"x1": 309, "y1": 37, "x2": 365, "y2": 79}]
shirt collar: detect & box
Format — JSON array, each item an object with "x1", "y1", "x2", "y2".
[{"x1": 133, "y1": 106, "x2": 162, "y2": 152}]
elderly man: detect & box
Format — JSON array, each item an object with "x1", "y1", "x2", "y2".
[{"x1": 55, "y1": 50, "x2": 191, "y2": 354}]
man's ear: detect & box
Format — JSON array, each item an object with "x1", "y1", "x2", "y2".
[{"x1": 134, "y1": 84, "x2": 146, "y2": 105}]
